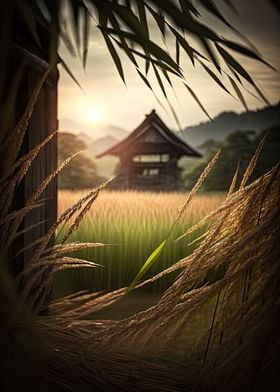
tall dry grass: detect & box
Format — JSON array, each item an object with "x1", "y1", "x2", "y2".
[{"x1": 1, "y1": 70, "x2": 279, "y2": 391}]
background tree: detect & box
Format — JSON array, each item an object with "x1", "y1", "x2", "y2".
[
  {"x1": 58, "y1": 132, "x2": 103, "y2": 189},
  {"x1": 184, "y1": 124, "x2": 280, "y2": 190}
]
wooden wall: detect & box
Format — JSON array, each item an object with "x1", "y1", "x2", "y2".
[{"x1": 1, "y1": 42, "x2": 58, "y2": 285}]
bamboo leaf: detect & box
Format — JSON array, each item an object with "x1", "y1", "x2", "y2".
[
  {"x1": 199, "y1": 61, "x2": 231, "y2": 94},
  {"x1": 136, "y1": 69, "x2": 168, "y2": 112},
  {"x1": 136, "y1": 69, "x2": 152, "y2": 90},
  {"x1": 115, "y1": 40, "x2": 181, "y2": 76},
  {"x1": 198, "y1": 0, "x2": 232, "y2": 28},
  {"x1": 60, "y1": 59, "x2": 85, "y2": 91},
  {"x1": 153, "y1": 64, "x2": 167, "y2": 98},
  {"x1": 176, "y1": 36, "x2": 180, "y2": 65},
  {"x1": 184, "y1": 83, "x2": 212, "y2": 120},
  {"x1": 169, "y1": 26, "x2": 194, "y2": 65},
  {"x1": 200, "y1": 37, "x2": 221, "y2": 73},
  {"x1": 101, "y1": 33, "x2": 126, "y2": 84},
  {"x1": 219, "y1": 39, "x2": 276, "y2": 70},
  {"x1": 228, "y1": 76, "x2": 248, "y2": 111},
  {"x1": 146, "y1": 3, "x2": 166, "y2": 38},
  {"x1": 68, "y1": 0, "x2": 81, "y2": 55},
  {"x1": 216, "y1": 44, "x2": 254, "y2": 84},
  {"x1": 161, "y1": 67, "x2": 173, "y2": 87},
  {"x1": 99, "y1": 27, "x2": 182, "y2": 75},
  {"x1": 217, "y1": 44, "x2": 270, "y2": 104},
  {"x1": 253, "y1": 83, "x2": 270, "y2": 106},
  {"x1": 148, "y1": 0, "x2": 219, "y2": 41},
  {"x1": 222, "y1": 0, "x2": 239, "y2": 14},
  {"x1": 136, "y1": 0, "x2": 149, "y2": 38},
  {"x1": 82, "y1": 6, "x2": 90, "y2": 70},
  {"x1": 111, "y1": 3, "x2": 148, "y2": 40},
  {"x1": 178, "y1": 0, "x2": 200, "y2": 16},
  {"x1": 110, "y1": 18, "x2": 138, "y2": 67},
  {"x1": 60, "y1": 22, "x2": 77, "y2": 57}
]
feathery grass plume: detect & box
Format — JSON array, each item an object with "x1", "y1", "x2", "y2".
[
  {"x1": 59, "y1": 287, "x2": 128, "y2": 320},
  {"x1": 20, "y1": 179, "x2": 112, "y2": 310},
  {"x1": 2, "y1": 4, "x2": 279, "y2": 389},
  {"x1": 43, "y1": 242, "x2": 106, "y2": 257},
  {"x1": 61, "y1": 178, "x2": 113, "y2": 243},
  {"x1": 0, "y1": 130, "x2": 57, "y2": 188},
  {"x1": 1, "y1": 99, "x2": 279, "y2": 391},
  {"x1": 20, "y1": 158, "x2": 99, "y2": 262},
  {"x1": 89, "y1": 163, "x2": 279, "y2": 360},
  {"x1": 3, "y1": 160, "x2": 277, "y2": 392},
  {"x1": 240, "y1": 131, "x2": 267, "y2": 189},
  {"x1": 0, "y1": 203, "x2": 44, "y2": 252},
  {"x1": 174, "y1": 173, "x2": 263, "y2": 242},
  {"x1": 227, "y1": 159, "x2": 240, "y2": 196},
  {"x1": 0, "y1": 134, "x2": 57, "y2": 236},
  {"x1": 0, "y1": 67, "x2": 50, "y2": 158},
  {"x1": 13, "y1": 219, "x2": 50, "y2": 239},
  {"x1": 29, "y1": 152, "x2": 80, "y2": 204},
  {"x1": 0, "y1": 88, "x2": 56, "y2": 248},
  {"x1": 176, "y1": 149, "x2": 222, "y2": 220},
  {"x1": 0, "y1": 202, "x2": 43, "y2": 226},
  {"x1": 17, "y1": 242, "x2": 106, "y2": 278}
]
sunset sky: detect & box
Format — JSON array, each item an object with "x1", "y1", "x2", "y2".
[{"x1": 58, "y1": 0, "x2": 280, "y2": 138}]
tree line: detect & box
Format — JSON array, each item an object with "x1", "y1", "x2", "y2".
[{"x1": 183, "y1": 124, "x2": 280, "y2": 191}]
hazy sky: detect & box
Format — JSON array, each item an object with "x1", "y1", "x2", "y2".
[{"x1": 58, "y1": 0, "x2": 280, "y2": 138}]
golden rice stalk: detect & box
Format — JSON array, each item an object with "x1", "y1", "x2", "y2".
[
  {"x1": 0, "y1": 67, "x2": 50, "y2": 158},
  {"x1": 13, "y1": 219, "x2": 49, "y2": 239},
  {"x1": 176, "y1": 149, "x2": 221, "y2": 220},
  {"x1": 240, "y1": 132, "x2": 267, "y2": 189},
  {"x1": 0, "y1": 130, "x2": 57, "y2": 187},
  {"x1": 0, "y1": 203, "x2": 44, "y2": 252},
  {"x1": 1, "y1": 154, "x2": 81, "y2": 257},
  {"x1": 19, "y1": 244, "x2": 104, "y2": 307},
  {"x1": 0, "y1": 202, "x2": 43, "y2": 226},
  {"x1": 88, "y1": 164, "x2": 279, "y2": 356},
  {"x1": 21, "y1": 180, "x2": 112, "y2": 306},
  {"x1": 43, "y1": 241, "x2": 106, "y2": 257},
  {"x1": 60, "y1": 287, "x2": 127, "y2": 320},
  {"x1": 28, "y1": 152, "x2": 80, "y2": 204},
  {"x1": 56, "y1": 179, "x2": 112, "y2": 228},
  {"x1": 61, "y1": 177, "x2": 113, "y2": 243},
  {"x1": 53, "y1": 262, "x2": 101, "y2": 272},
  {"x1": 227, "y1": 159, "x2": 240, "y2": 196},
  {"x1": 0, "y1": 123, "x2": 55, "y2": 222},
  {"x1": 29, "y1": 256, "x2": 102, "y2": 273},
  {"x1": 174, "y1": 170, "x2": 267, "y2": 242}
]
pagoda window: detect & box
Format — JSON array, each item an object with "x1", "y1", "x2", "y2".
[
  {"x1": 142, "y1": 168, "x2": 160, "y2": 176},
  {"x1": 133, "y1": 154, "x2": 169, "y2": 163}
]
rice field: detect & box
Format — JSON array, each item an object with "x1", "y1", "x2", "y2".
[{"x1": 54, "y1": 190, "x2": 225, "y2": 297}]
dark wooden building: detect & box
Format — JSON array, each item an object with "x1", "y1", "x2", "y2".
[
  {"x1": 0, "y1": 10, "x2": 58, "y2": 283},
  {"x1": 97, "y1": 110, "x2": 201, "y2": 190}
]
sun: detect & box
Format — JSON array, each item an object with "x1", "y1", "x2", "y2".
[{"x1": 87, "y1": 106, "x2": 102, "y2": 124}]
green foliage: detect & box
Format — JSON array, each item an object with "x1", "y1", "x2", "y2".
[
  {"x1": 58, "y1": 132, "x2": 104, "y2": 189},
  {"x1": 184, "y1": 125, "x2": 280, "y2": 191}
]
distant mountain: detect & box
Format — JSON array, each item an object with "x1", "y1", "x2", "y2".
[
  {"x1": 87, "y1": 135, "x2": 119, "y2": 156},
  {"x1": 182, "y1": 103, "x2": 280, "y2": 147},
  {"x1": 77, "y1": 132, "x2": 94, "y2": 146},
  {"x1": 80, "y1": 135, "x2": 119, "y2": 178},
  {"x1": 96, "y1": 125, "x2": 128, "y2": 140},
  {"x1": 59, "y1": 118, "x2": 85, "y2": 133}
]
